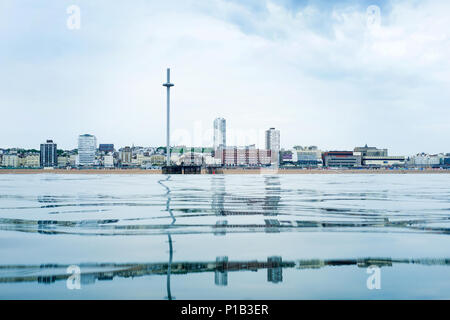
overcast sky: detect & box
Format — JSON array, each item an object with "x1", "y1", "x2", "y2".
[{"x1": 0, "y1": 0, "x2": 449, "y2": 155}]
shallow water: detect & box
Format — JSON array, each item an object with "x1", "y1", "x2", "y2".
[{"x1": 0, "y1": 173, "x2": 449, "y2": 299}]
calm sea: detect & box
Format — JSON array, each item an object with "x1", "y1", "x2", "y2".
[{"x1": 0, "y1": 173, "x2": 449, "y2": 299}]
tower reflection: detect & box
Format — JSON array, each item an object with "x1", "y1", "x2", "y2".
[
  {"x1": 158, "y1": 176, "x2": 176, "y2": 300},
  {"x1": 212, "y1": 176, "x2": 228, "y2": 236},
  {"x1": 267, "y1": 256, "x2": 283, "y2": 283},
  {"x1": 263, "y1": 176, "x2": 281, "y2": 216},
  {"x1": 215, "y1": 256, "x2": 228, "y2": 286}
]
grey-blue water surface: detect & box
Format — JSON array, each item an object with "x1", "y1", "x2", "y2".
[{"x1": 0, "y1": 173, "x2": 449, "y2": 299}]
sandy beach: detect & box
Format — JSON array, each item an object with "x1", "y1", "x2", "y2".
[{"x1": 0, "y1": 168, "x2": 448, "y2": 174}]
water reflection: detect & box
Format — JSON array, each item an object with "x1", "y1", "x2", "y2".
[
  {"x1": 1, "y1": 212, "x2": 450, "y2": 235},
  {"x1": 1, "y1": 174, "x2": 450, "y2": 298},
  {"x1": 1, "y1": 257, "x2": 449, "y2": 287},
  {"x1": 215, "y1": 256, "x2": 228, "y2": 286},
  {"x1": 157, "y1": 176, "x2": 176, "y2": 300},
  {"x1": 211, "y1": 176, "x2": 225, "y2": 216},
  {"x1": 1, "y1": 175, "x2": 450, "y2": 236},
  {"x1": 267, "y1": 256, "x2": 283, "y2": 283},
  {"x1": 212, "y1": 177, "x2": 228, "y2": 236},
  {"x1": 263, "y1": 176, "x2": 281, "y2": 216}
]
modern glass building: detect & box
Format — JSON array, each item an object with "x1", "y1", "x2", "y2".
[
  {"x1": 40, "y1": 140, "x2": 57, "y2": 168},
  {"x1": 78, "y1": 134, "x2": 97, "y2": 166},
  {"x1": 213, "y1": 118, "x2": 226, "y2": 150}
]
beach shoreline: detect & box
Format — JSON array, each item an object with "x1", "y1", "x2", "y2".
[{"x1": 0, "y1": 168, "x2": 448, "y2": 174}]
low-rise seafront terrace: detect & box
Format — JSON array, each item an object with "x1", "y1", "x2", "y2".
[{"x1": 0, "y1": 168, "x2": 449, "y2": 174}]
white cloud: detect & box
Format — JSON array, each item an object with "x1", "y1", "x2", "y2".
[{"x1": 0, "y1": 0, "x2": 449, "y2": 154}]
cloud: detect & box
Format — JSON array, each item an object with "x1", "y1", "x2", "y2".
[{"x1": 0, "y1": 0, "x2": 448, "y2": 154}]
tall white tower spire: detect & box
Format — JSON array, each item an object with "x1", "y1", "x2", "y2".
[{"x1": 163, "y1": 68, "x2": 174, "y2": 166}]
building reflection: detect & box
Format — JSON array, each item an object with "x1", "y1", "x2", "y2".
[
  {"x1": 264, "y1": 219, "x2": 281, "y2": 233},
  {"x1": 263, "y1": 176, "x2": 281, "y2": 216},
  {"x1": 214, "y1": 220, "x2": 228, "y2": 236},
  {"x1": 3, "y1": 257, "x2": 449, "y2": 288},
  {"x1": 211, "y1": 176, "x2": 225, "y2": 216},
  {"x1": 10, "y1": 176, "x2": 447, "y2": 238},
  {"x1": 214, "y1": 256, "x2": 228, "y2": 286},
  {"x1": 209, "y1": 175, "x2": 283, "y2": 235},
  {"x1": 211, "y1": 177, "x2": 228, "y2": 236},
  {"x1": 267, "y1": 256, "x2": 283, "y2": 283}
]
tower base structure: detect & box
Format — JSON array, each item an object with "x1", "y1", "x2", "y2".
[{"x1": 162, "y1": 165, "x2": 202, "y2": 174}]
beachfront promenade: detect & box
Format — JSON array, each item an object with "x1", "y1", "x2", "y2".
[{"x1": 0, "y1": 168, "x2": 448, "y2": 174}]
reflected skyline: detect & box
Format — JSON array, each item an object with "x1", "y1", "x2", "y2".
[
  {"x1": 1, "y1": 256, "x2": 449, "y2": 288},
  {"x1": 1, "y1": 174, "x2": 450, "y2": 298}
]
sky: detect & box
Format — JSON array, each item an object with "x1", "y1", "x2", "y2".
[{"x1": 0, "y1": 0, "x2": 449, "y2": 155}]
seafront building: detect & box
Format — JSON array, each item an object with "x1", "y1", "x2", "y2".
[
  {"x1": 362, "y1": 156, "x2": 405, "y2": 167},
  {"x1": 40, "y1": 140, "x2": 57, "y2": 168},
  {"x1": 352, "y1": 145, "x2": 406, "y2": 167},
  {"x1": 213, "y1": 118, "x2": 226, "y2": 151},
  {"x1": 170, "y1": 147, "x2": 218, "y2": 166},
  {"x1": 280, "y1": 150, "x2": 297, "y2": 164},
  {"x1": 289, "y1": 146, "x2": 323, "y2": 168},
  {"x1": 99, "y1": 144, "x2": 114, "y2": 154},
  {"x1": 1, "y1": 136, "x2": 449, "y2": 171},
  {"x1": 149, "y1": 154, "x2": 166, "y2": 166},
  {"x1": 57, "y1": 156, "x2": 69, "y2": 168},
  {"x1": 103, "y1": 155, "x2": 114, "y2": 168},
  {"x1": 69, "y1": 154, "x2": 77, "y2": 167},
  {"x1": 214, "y1": 145, "x2": 271, "y2": 166},
  {"x1": 443, "y1": 155, "x2": 450, "y2": 167},
  {"x1": 407, "y1": 153, "x2": 443, "y2": 168},
  {"x1": 322, "y1": 151, "x2": 362, "y2": 168},
  {"x1": 0, "y1": 150, "x2": 40, "y2": 168},
  {"x1": 265, "y1": 128, "x2": 280, "y2": 166},
  {"x1": 25, "y1": 154, "x2": 40, "y2": 168},
  {"x1": 1, "y1": 131, "x2": 449, "y2": 170},
  {"x1": 1, "y1": 153, "x2": 19, "y2": 168},
  {"x1": 119, "y1": 146, "x2": 132, "y2": 165},
  {"x1": 77, "y1": 134, "x2": 97, "y2": 166},
  {"x1": 354, "y1": 145, "x2": 388, "y2": 157}
]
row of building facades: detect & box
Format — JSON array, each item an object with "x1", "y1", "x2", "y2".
[{"x1": 1, "y1": 118, "x2": 449, "y2": 169}]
